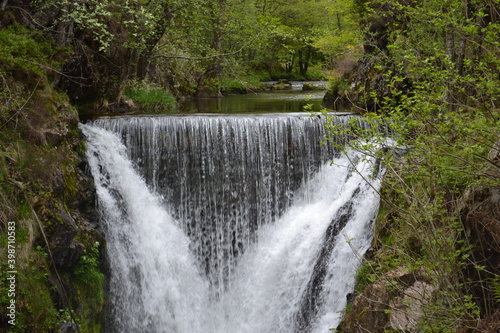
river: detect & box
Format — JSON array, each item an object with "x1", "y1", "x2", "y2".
[{"x1": 178, "y1": 81, "x2": 328, "y2": 114}]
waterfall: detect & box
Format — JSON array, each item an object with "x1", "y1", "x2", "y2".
[{"x1": 80, "y1": 113, "x2": 382, "y2": 333}]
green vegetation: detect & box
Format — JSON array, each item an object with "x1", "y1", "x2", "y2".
[
  {"x1": 124, "y1": 80, "x2": 176, "y2": 112},
  {"x1": 0, "y1": 242, "x2": 60, "y2": 332},
  {"x1": 325, "y1": 0, "x2": 500, "y2": 331},
  {"x1": 0, "y1": 23, "x2": 67, "y2": 77},
  {"x1": 0, "y1": 11, "x2": 105, "y2": 330},
  {"x1": 27, "y1": 0, "x2": 365, "y2": 107},
  {"x1": 0, "y1": 0, "x2": 498, "y2": 331},
  {"x1": 70, "y1": 242, "x2": 105, "y2": 333}
]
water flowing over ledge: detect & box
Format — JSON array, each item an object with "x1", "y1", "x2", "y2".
[{"x1": 80, "y1": 113, "x2": 383, "y2": 333}]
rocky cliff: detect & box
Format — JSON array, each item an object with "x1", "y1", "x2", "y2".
[{"x1": 0, "y1": 7, "x2": 105, "y2": 329}]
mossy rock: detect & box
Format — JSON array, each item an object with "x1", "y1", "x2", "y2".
[
  {"x1": 270, "y1": 81, "x2": 292, "y2": 90},
  {"x1": 302, "y1": 82, "x2": 323, "y2": 91}
]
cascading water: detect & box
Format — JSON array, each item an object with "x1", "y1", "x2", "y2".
[{"x1": 80, "y1": 113, "x2": 383, "y2": 333}]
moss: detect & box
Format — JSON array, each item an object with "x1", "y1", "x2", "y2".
[
  {"x1": 0, "y1": 211, "x2": 60, "y2": 332},
  {"x1": 220, "y1": 79, "x2": 248, "y2": 94},
  {"x1": 63, "y1": 168, "x2": 79, "y2": 199},
  {"x1": 17, "y1": 200, "x2": 32, "y2": 219},
  {"x1": 0, "y1": 23, "x2": 61, "y2": 77},
  {"x1": 15, "y1": 254, "x2": 60, "y2": 332},
  {"x1": 0, "y1": 19, "x2": 107, "y2": 332},
  {"x1": 0, "y1": 73, "x2": 104, "y2": 332}
]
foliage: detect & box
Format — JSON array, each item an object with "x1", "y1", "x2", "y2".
[
  {"x1": 71, "y1": 241, "x2": 105, "y2": 332},
  {"x1": 124, "y1": 80, "x2": 176, "y2": 112},
  {"x1": 220, "y1": 79, "x2": 253, "y2": 94},
  {"x1": 325, "y1": 0, "x2": 500, "y2": 330},
  {"x1": 353, "y1": 260, "x2": 376, "y2": 294},
  {"x1": 0, "y1": 57, "x2": 103, "y2": 331},
  {"x1": 251, "y1": 0, "x2": 362, "y2": 78},
  {"x1": 0, "y1": 23, "x2": 66, "y2": 77},
  {"x1": 0, "y1": 214, "x2": 61, "y2": 332},
  {"x1": 73, "y1": 242, "x2": 104, "y2": 287},
  {"x1": 25, "y1": 0, "x2": 363, "y2": 101},
  {"x1": 57, "y1": 0, "x2": 114, "y2": 52}
]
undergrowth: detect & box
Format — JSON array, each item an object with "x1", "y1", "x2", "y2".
[{"x1": 124, "y1": 80, "x2": 176, "y2": 112}]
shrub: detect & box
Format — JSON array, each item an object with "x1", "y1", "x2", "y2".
[
  {"x1": 124, "y1": 80, "x2": 176, "y2": 112},
  {"x1": 0, "y1": 23, "x2": 67, "y2": 77}
]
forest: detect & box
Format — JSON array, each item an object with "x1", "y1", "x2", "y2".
[
  {"x1": 1, "y1": 0, "x2": 362, "y2": 113},
  {"x1": 0, "y1": 0, "x2": 499, "y2": 331}
]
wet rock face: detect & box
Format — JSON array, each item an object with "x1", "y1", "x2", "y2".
[
  {"x1": 35, "y1": 198, "x2": 85, "y2": 269},
  {"x1": 338, "y1": 267, "x2": 435, "y2": 333}
]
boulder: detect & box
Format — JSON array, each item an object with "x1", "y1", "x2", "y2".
[
  {"x1": 270, "y1": 79, "x2": 292, "y2": 90},
  {"x1": 388, "y1": 280, "x2": 435, "y2": 331},
  {"x1": 44, "y1": 129, "x2": 67, "y2": 146},
  {"x1": 302, "y1": 83, "x2": 323, "y2": 91},
  {"x1": 338, "y1": 267, "x2": 435, "y2": 333}
]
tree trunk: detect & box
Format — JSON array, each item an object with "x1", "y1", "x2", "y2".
[
  {"x1": 456, "y1": 0, "x2": 470, "y2": 75},
  {"x1": 444, "y1": 25, "x2": 455, "y2": 63},
  {"x1": 298, "y1": 47, "x2": 312, "y2": 77},
  {"x1": 444, "y1": 23, "x2": 456, "y2": 111},
  {"x1": 286, "y1": 52, "x2": 295, "y2": 74}
]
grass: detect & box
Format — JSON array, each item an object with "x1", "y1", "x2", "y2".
[{"x1": 124, "y1": 80, "x2": 176, "y2": 112}]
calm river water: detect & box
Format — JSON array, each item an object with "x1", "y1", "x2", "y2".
[{"x1": 178, "y1": 81, "x2": 328, "y2": 114}]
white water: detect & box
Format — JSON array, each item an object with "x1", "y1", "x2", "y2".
[{"x1": 80, "y1": 116, "x2": 382, "y2": 333}]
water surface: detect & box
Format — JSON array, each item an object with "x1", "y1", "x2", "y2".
[{"x1": 178, "y1": 81, "x2": 327, "y2": 114}]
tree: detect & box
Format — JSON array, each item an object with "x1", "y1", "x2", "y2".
[
  {"x1": 327, "y1": 0, "x2": 500, "y2": 330},
  {"x1": 249, "y1": 0, "x2": 363, "y2": 78}
]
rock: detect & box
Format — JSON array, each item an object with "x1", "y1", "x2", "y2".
[
  {"x1": 302, "y1": 83, "x2": 315, "y2": 91},
  {"x1": 59, "y1": 322, "x2": 78, "y2": 333},
  {"x1": 44, "y1": 129, "x2": 67, "y2": 146},
  {"x1": 388, "y1": 280, "x2": 436, "y2": 332},
  {"x1": 121, "y1": 95, "x2": 136, "y2": 109},
  {"x1": 51, "y1": 168, "x2": 66, "y2": 195},
  {"x1": 74, "y1": 166, "x2": 99, "y2": 222},
  {"x1": 302, "y1": 83, "x2": 322, "y2": 91},
  {"x1": 270, "y1": 83, "x2": 292, "y2": 90},
  {"x1": 488, "y1": 139, "x2": 500, "y2": 163},
  {"x1": 35, "y1": 198, "x2": 83, "y2": 269},
  {"x1": 338, "y1": 267, "x2": 435, "y2": 333},
  {"x1": 60, "y1": 240, "x2": 85, "y2": 269},
  {"x1": 270, "y1": 79, "x2": 292, "y2": 90}
]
